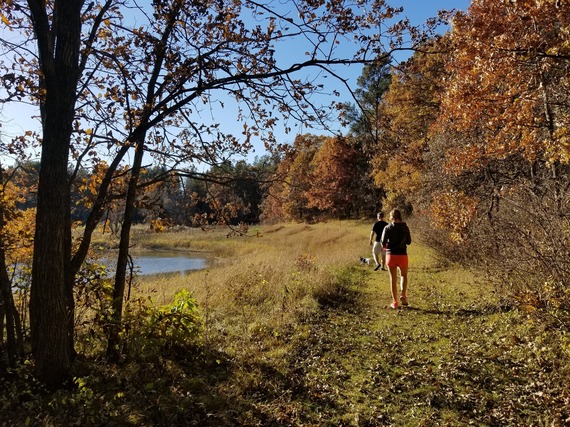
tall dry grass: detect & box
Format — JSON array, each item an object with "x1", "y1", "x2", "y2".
[{"x1": 130, "y1": 221, "x2": 373, "y2": 343}]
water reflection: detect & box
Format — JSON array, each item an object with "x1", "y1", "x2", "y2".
[
  {"x1": 109, "y1": 252, "x2": 207, "y2": 276},
  {"x1": 138, "y1": 256, "x2": 206, "y2": 275}
]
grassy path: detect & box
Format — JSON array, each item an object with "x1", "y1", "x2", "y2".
[{"x1": 265, "y1": 241, "x2": 569, "y2": 426}]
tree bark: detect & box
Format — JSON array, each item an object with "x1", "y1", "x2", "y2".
[
  {"x1": 0, "y1": 245, "x2": 23, "y2": 369},
  {"x1": 28, "y1": 0, "x2": 83, "y2": 388},
  {"x1": 0, "y1": 167, "x2": 23, "y2": 369},
  {"x1": 107, "y1": 137, "x2": 145, "y2": 361}
]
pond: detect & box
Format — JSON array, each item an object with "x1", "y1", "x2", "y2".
[{"x1": 113, "y1": 251, "x2": 208, "y2": 276}]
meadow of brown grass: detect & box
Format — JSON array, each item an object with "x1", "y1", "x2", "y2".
[{"x1": 131, "y1": 220, "x2": 373, "y2": 335}]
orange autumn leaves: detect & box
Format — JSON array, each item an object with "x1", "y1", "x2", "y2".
[
  {"x1": 440, "y1": 0, "x2": 570, "y2": 164},
  {"x1": 0, "y1": 169, "x2": 35, "y2": 266},
  {"x1": 373, "y1": 0, "x2": 570, "y2": 242},
  {"x1": 263, "y1": 134, "x2": 368, "y2": 221},
  {"x1": 429, "y1": 190, "x2": 479, "y2": 244}
]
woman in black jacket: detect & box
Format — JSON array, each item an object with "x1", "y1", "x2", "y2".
[{"x1": 381, "y1": 209, "x2": 412, "y2": 309}]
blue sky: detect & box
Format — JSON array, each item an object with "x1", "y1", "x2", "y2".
[
  {"x1": 0, "y1": 1, "x2": 472, "y2": 165},
  {"x1": 399, "y1": 0, "x2": 471, "y2": 21},
  {"x1": 255, "y1": 0, "x2": 473, "y2": 154},
  {"x1": 212, "y1": 0, "x2": 474, "y2": 160}
]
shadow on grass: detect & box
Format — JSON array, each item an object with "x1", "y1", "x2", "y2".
[
  {"x1": 401, "y1": 303, "x2": 514, "y2": 317},
  {"x1": 1, "y1": 345, "x2": 303, "y2": 427}
]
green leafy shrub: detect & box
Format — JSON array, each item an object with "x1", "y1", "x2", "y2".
[
  {"x1": 124, "y1": 290, "x2": 203, "y2": 359},
  {"x1": 148, "y1": 289, "x2": 203, "y2": 345}
]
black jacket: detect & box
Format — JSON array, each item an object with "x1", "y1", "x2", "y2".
[{"x1": 381, "y1": 222, "x2": 412, "y2": 255}]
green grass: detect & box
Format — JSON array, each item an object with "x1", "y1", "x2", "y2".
[{"x1": 3, "y1": 220, "x2": 570, "y2": 426}]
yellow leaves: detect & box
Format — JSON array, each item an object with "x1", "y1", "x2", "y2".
[
  {"x1": 439, "y1": 0, "x2": 570, "y2": 169},
  {"x1": 97, "y1": 27, "x2": 113, "y2": 41},
  {"x1": 1, "y1": 179, "x2": 25, "y2": 207},
  {"x1": 0, "y1": 178, "x2": 35, "y2": 264},
  {"x1": 554, "y1": 127, "x2": 570, "y2": 163},
  {"x1": 429, "y1": 190, "x2": 479, "y2": 243},
  {"x1": 443, "y1": 145, "x2": 484, "y2": 175},
  {"x1": 7, "y1": 220, "x2": 35, "y2": 261},
  {"x1": 0, "y1": 13, "x2": 10, "y2": 27},
  {"x1": 149, "y1": 218, "x2": 171, "y2": 232},
  {"x1": 76, "y1": 162, "x2": 111, "y2": 210},
  {"x1": 376, "y1": 161, "x2": 413, "y2": 196}
]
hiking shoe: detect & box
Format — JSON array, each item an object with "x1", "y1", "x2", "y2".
[
  {"x1": 399, "y1": 296, "x2": 409, "y2": 306},
  {"x1": 374, "y1": 264, "x2": 381, "y2": 271},
  {"x1": 389, "y1": 301, "x2": 399, "y2": 309}
]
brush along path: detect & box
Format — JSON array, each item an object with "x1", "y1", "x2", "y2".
[{"x1": 270, "y1": 242, "x2": 570, "y2": 426}]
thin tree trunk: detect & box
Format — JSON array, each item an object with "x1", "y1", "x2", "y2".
[
  {"x1": 70, "y1": 144, "x2": 131, "y2": 279},
  {"x1": 107, "y1": 138, "x2": 145, "y2": 361},
  {"x1": 0, "y1": 245, "x2": 23, "y2": 369}
]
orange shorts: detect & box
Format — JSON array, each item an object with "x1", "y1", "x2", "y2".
[{"x1": 386, "y1": 254, "x2": 408, "y2": 269}]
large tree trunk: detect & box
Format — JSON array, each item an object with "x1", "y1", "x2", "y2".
[
  {"x1": 28, "y1": 0, "x2": 83, "y2": 388},
  {"x1": 30, "y1": 115, "x2": 75, "y2": 386},
  {"x1": 30, "y1": 122, "x2": 74, "y2": 387}
]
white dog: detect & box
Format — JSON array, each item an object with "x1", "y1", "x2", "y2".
[{"x1": 359, "y1": 257, "x2": 371, "y2": 265}]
